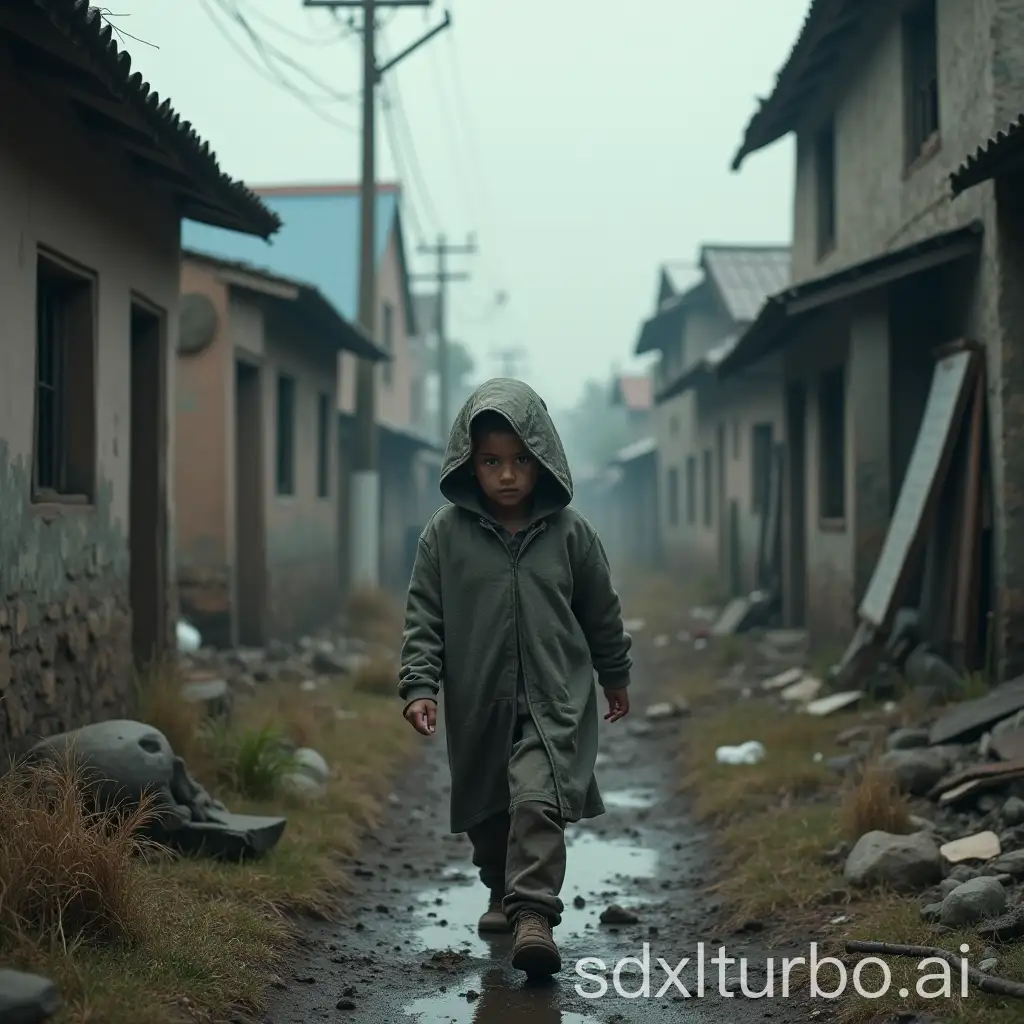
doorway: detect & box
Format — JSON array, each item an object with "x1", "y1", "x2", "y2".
[
  {"x1": 235, "y1": 361, "x2": 266, "y2": 646},
  {"x1": 129, "y1": 301, "x2": 167, "y2": 667},
  {"x1": 785, "y1": 382, "x2": 808, "y2": 627}
]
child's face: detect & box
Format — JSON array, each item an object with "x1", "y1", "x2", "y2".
[{"x1": 472, "y1": 430, "x2": 539, "y2": 510}]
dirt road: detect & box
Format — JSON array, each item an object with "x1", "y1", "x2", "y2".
[{"x1": 264, "y1": 664, "x2": 814, "y2": 1023}]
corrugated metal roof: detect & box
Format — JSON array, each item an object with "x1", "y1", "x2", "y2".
[
  {"x1": 731, "y1": 0, "x2": 868, "y2": 170},
  {"x1": 951, "y1": 112, "x2": 1024, "y2": 195},
  {"x1": 18, "y1": 0, "x2": 279, "y2": 237},
  {"x1": 701, "y1": 246, "x2": 791, "y2": 323},
  {"x1": 183, "y1": 185, "x2": 400, "y2": 322}
]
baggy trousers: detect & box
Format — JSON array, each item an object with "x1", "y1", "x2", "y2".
[{"x1": 465, "y1": 714, "x2": 567, "y2": 926}]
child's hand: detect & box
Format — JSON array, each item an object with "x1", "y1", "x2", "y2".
[
  {"x1": 404, "y1": 698, "x2": 437, "y2": 736},
  {"x1": 603, "y1": 688, "x2": 630, "y2": 722}
]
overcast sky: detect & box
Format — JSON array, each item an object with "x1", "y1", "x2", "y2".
[{"x1": 117, "y1": 0, "x2": 808, "y2": 408}]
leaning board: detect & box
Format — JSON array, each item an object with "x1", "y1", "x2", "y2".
[{"x1": 858, "y1": 348, "x2": 976, "y2": 629}]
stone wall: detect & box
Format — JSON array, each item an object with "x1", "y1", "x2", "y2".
[{"x1": 0, "y1": 448, "x2": 135, "y2": 756}]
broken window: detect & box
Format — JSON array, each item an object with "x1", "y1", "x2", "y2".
[
  {"x1": 667, "y1": 467, "x2": 679, "y2": 526},
  {"x1": 702, "y1": 448, "x2": 712, "y2": 527},
  {"x1": 316, "y1": 391, "x2": 330, "y2": 499},
  {"x1": 34, "y1": 251, "x2": 96, "y2": 502},
  {"x1": 818, "y1": 366, "x2": 846, "y2": 522},
  {"x1": 275, "y1": 373, "x2": 296, "y2": 496},
  {"x1": 686, "y1": 455, "x2": 696, "y2": 524},
  {"x1": 751, "y1": 422, "x2": 774, "y2": 514},
  {"x1": 815, "y1": 121, "x2": 836, "y2": 258},
  {"x1": 381, "y1": 301, "x2": 394, "y2": 386},
  {"x1": 904, "y1": 0, "x2": 940, "y2": 163}
]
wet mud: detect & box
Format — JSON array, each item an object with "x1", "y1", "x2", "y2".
[{"x1": 264, "y1": 671, "x2": 815, "y2": 1023}]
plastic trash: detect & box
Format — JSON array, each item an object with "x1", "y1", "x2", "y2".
[
  {"x1": 715, "y1": 740, "x2": 765, "y2": 765},
  {"x1": 176, "y1": 619, "x2": 202, "y2": 653}
]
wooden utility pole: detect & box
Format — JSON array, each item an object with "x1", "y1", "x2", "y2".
[
  {"x1": 414, "y1": 234, "x2": 476, "y2": 443},
  {"x1": 303, "y1": 0, "x2": 450, "y2": 587}
]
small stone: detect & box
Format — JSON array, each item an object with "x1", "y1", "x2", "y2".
[
  {"x1": 573, "y1": 895, "x2": 586, "y2": 909},
  {"x1": 336, "y1": 998, "x2": 357, "y2": 1010},
  {"x1": 600, "y1": 904, "x2": 639, "y2": 925},
  {"x1": 844, "y1": 831, "x2": 942, "y2": 891},
  {"x1": 886, "y1": 727, "x2": 930, "y2": 751},
  {"x1": 465, "y1": 990, "x2": 479, "y2": 1002},
  {"x1": 979, "y1": 957, "x2": 999, "y2": 973},
  {"x1": 978, "y1": 907, "x2": 1024, "y2": 942},
  {"x1": 1004, "y1": 796, "x2": 1024, "y2": 827},
  {"x1": 645, "y1": 700, "x2": 689, "y2": 721},
  {"x1": 988, "y1": 849, "x2": 1024, "y2": 877},
  {"x1": 269, "y1": 975, "x2": 287, "y2": 990},
  {"x1": 940, "y1": 877, "x2": 1007, "y2": 926},
  {"x1": 0, "y1": 968, "x2": 60, "y2": 1022},
  {"x1": 920, "y1": 902, "x2": 943, "y2": 923},
  {"x1": 877, "y1": 749, "x2": 951, "y2": 796}
]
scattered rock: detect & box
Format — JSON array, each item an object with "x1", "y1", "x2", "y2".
[
  {"x1": 600, "y1": 904, "x2": 639, "y2": 925},
  {"x1": 910, "y1": 815, "x2": 938, "y2": 832},
  {"x1": 843, "y1": 831, "x2": 943, "y2": 891},
  {"x1": 978, "y1": 906, "x2": 1024, "y2": 942},
  {"x1": 336, "y1": 997, "x2": 357, "y2": 1010},
  {"x1": 947, "y1": 864, "x2": 978, "y2": 883},
  {"x1": 920, "y1": 902, "x2": 943, "y2": 923},
  {"x1": 644, "y1": 701, "x2": 689, "y2": 722},
  {"x1": 988, "y1": 849, "x2": 1024, "y2": 877},
  {"x1": 939, "y1": 831, "x2": 1001, "y2": 864},
  {"x1": 573, "y1": 895, "x2": 586, "y2": 909},
  {"x1": 0, "y1": 968, "x2": 60, "y2": 1022},
  {"x1": 293, "y1": 747, "x2": 330, "y2": 786},
  {"x1": 939, "y1": 879, "x2": 961, "y2": 899},
  {"x1": 886, "y1": 727, "x2": 930, "y2": 752},
  {"x1": 877, "y1": 749, "x2": 952, "y2": 796},
  {"x1": 940, "y1": 877, "x2": 1007, "y2": 926},
  {"x1": 979, "y1": 958, "x2": 999, "y2": 973},
  {"x1": 1004, "y1": 796, "x2": 1024, "y2": 826}
]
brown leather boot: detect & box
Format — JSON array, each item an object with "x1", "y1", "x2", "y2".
[
  {"x1": 478, "y1": 891, "x2": 510, "y2": 933},
  {"x1": 511, "y1": 911, "x2": 561, "y2": 976}
]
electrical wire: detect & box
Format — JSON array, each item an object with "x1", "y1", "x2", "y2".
[
  {"x1": 232, "y1": 0, "x2": 357, "y2": 47},
  {"x1": 198, "y1": 0, "x2": 358, "y2": 132},
  {"x1": 380, "y1": 84, "x2": 426, "y2": 243}
]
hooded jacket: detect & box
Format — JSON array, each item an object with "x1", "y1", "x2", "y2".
[{"x1": 398, "y1": 378, "x2": 633, "y2": 833}]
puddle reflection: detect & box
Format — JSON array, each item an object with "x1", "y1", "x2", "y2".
[{"x1": 403, "y1": 968, "x2": 600, "y2": 1023}]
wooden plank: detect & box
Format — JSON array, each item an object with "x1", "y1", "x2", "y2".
[
  {"x1": 859, "y1": 349, "x2": 978, "y2": 629},
  {"x1": 929, "y1": 678, "x2": 1024, "y2": 745}
]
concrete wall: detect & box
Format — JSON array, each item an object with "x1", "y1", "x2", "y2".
[
  {"x1": 262, "y1": 318, "x2": 341, "y2": 640},
  {"x1": 0, "y1": 57, "x2": 179, "y2": 751},
  {"x1": 780, "y1": 0, "x2": 1024, "y2": 662},
  {"x1": 176, "y1": 262, "x2": 342, "y2": 645}
]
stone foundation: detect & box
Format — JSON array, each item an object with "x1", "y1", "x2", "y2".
[{"x1": 0, "y1": 586, "x2": 135, "y2": 757}]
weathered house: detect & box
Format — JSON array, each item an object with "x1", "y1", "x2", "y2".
[
  {"x1": 720, "y1": 0, "x2": 1024, "y2": 671},
  {"x1": 635, "y1": 245, "x2": 789, "y2": 595},
  {"x1": 182, "y1": 182, "x2": 441, "y2": 596},
  {"x1": 0, "y1": 1, "x2": 276, "y2": 749},
  {"x1": 610, "y1": 374, "x2": 654, "y2": 443},
  {"x1": 175, "y1": 252, "x2": 387, "y2": 647}
]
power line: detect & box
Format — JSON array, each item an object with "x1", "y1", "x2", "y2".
[
  {"x1": 198, "y1": 0, "x2": 358, "y2": 131},
  {"x1": 232, "y1": 0, "x2": 357, "y2": 46},
  {"x1": 380, "y1": 84, "x2": 425, "y2": 242}
]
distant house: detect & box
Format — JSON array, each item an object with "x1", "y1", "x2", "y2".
[
  {"x1": 635, "y1": 246, "x2": 789, "y2": 595},
  {"x1": 721, "y1": 0, "x2": 1022, "y2": 669},
  {"x1": 175, "y1": 252, "x2": 387, "y2": 647},
  {"x1": 610, "y1": 375, "x2": 653, "y2": 442},
  {"x1": 182, "y1": 182, "x2": 441, "y2": 595},
  {"x1": 0, "y1": 1, "x2": 276, "y2": 750}
]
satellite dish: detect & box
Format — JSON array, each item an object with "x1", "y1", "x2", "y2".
[{"x1": 178, "y1": 292, "x2": 218, "y2": 355}]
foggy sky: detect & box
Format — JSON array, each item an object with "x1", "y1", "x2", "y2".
[{"x1": 117, "y1": 0, "x2": 808, "y2": 406}]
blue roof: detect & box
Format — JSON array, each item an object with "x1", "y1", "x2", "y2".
[{"x1": 181, "y1": 187, "x2": 400, "y2": 321}]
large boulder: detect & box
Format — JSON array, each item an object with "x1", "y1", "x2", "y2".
[
  {"x1": 844, "y1": 831, "x2": 943, "y2": 891},
  {"x1": 940, "y1": 877, "x2": 1007, "y2": 926},
  {"x1": 877, "y1": 748, "x2": 952, "y2": 795}
]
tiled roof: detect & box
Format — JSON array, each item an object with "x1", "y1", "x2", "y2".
[
  {"x1": 701, "y1": 245, "x2": 791, "y2": 323},
  {"x1": 16, "y1": 0, "x2": 279, "y2": 237},
  {"x1": 613, "y1": 375, "x2": 653, "y2": 412},
  {"x1": 182, "y1": 249, "x2": 388, "y2": 362},
  {"x1": 951, "y1": 113, "x2": 1024, "y2": 195}
]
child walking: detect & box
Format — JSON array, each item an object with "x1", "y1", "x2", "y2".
[{"x1": 398, "y1": 378, "x2": 633, "y2": 978}]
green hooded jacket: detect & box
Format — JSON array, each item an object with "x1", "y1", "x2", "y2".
[{"x1": 398, "y1": 378, "x2": 633, "y2": 834}]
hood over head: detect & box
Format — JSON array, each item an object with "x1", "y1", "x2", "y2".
[{"x1": 440, "y1": 378, "x2": 572, "y2": 520}]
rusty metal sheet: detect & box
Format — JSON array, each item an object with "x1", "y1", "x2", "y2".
[
  {"x1": 928, "y1": 679, "x2": 1024, "y2": 745},
  {"x1": 859, "y1": 349, "x2": 977, "y2": 629}
]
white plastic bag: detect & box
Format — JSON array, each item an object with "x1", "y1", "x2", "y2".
[
  {"x1": 176, "y1": 619, "x2": 202, "y2": 653},
  {"x1": 715, "y1": 740, "x2": 765, "y2": 765}
]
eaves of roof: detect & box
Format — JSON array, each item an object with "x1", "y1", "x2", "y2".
[
  {"x1": 951, "y1": 112, "x2": 1024, "y2": 195},
  {"x1": 9, "y1": 0, "x2": 280, "y2": 238}
]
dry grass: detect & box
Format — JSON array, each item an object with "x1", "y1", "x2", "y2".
[
  {"x1": 680, "y1": 700, "x2": 851, "y2": 822},
  {"x1": 351, "y1": 652, "x2": 400, "y2": 697},
  {"x1": 1, "y1": 659, "x2": 415, "y2": 1023},
  {"x1": 832, "y1": 897, "x2": 1024, "y2": 1024},
  {"x1": 838, "y1": 765, "x2": 912, "y2": 841},
  {"x1": 0, "y1": 754, "x2": 161, "y2": 947},
  {"x1": 136, "y1": 655, "x2": 203, "y2": 765},
  {"x1": 344, "y1": 586, "x2": 403, "y2": 648}
]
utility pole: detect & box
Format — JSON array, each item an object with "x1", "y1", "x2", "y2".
[
  {"x1": 492, "y1": 343, "x2": 527, "y2": 378},
  {"x1": 413, "y1": 234, "x2": 476, "y2": 443},
  {"x1": 303, "y1": 0, "x2": 451, "y2": 588}
]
